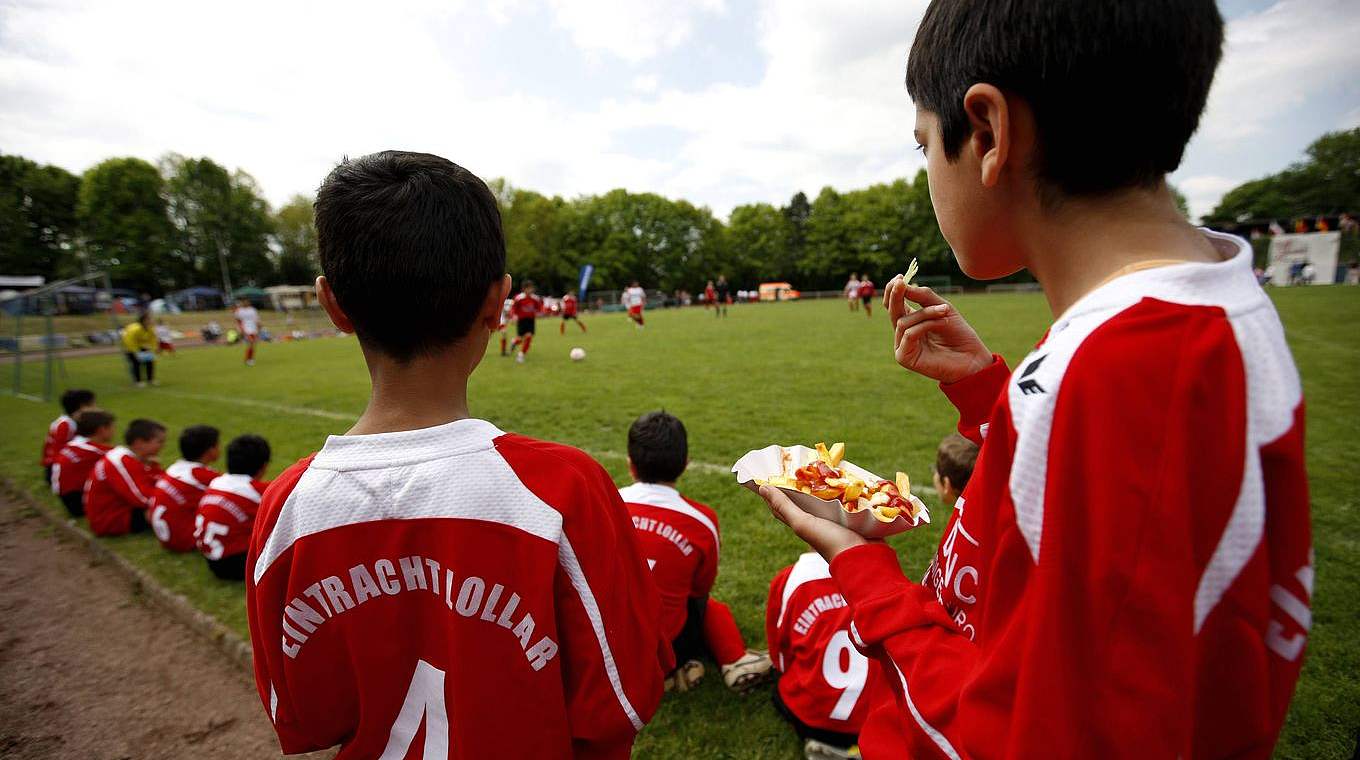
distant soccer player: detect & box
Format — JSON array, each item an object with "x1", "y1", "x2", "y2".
[
  {"x1": 845, "y1": 273, "x2": 861, "y2": 312},
  {"x1": 234, "y1": 297, "x2": 261, "y2": 366},
  {"x1": 42, "y1": 388, "x2": 95, "y2": 482},
  {"x1": 857, "y1": 275, "x2": 875, "y2": 318},
  {"x1": 149, "y1": 425, "x2": 221, "y2": 553},
  {"x1": 559, "y1": 289, "x2": 587, "y2": 334},
  {"x1": 704, "y1": 280, "x2": 717, "y2": 310},
  {"x1": 509, "y1": 279, "x2": 544, "y2": 363},
  {"x1": 715, "y1": 275, "x2": 731, "y2": 318},
  {"x1": 498, "y1": 297, "x2": 513, "y2": 356},
  {"x1": 619, "y1": 411, "x2": 772, "y2": 694},
  {"x1": 154, "y1": 319, "x2": 176, "y2": 355},
  {"x1": 247, "y1": 151, "x2": 667, "y2": 757},
  {"x1": 196, "y1": 434, "x2": 270, "y2": 580},
  {"x1": 623, "y1": 280, "x2": 646, "y2": 328},
  {"x1": 84, "y1": 418, "x2": 166, "y2": 537},
  {"x1": 767, "y1": 552, "x2": 879, "y2": 760},
  {"x1": 50, "y1": 409, "x2": 115, "y2": 518}
]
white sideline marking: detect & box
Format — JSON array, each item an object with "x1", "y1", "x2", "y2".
[{"x1": 136, "y1": 387, "x2": 937, "y2": 493}]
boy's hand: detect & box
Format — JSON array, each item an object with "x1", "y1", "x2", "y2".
[
  {"x1": 883, "y1": 276, "x2": 993, "y2": 384},
  {"x1": 759, "y1": 485, "x2": 868, "y2": 562}
]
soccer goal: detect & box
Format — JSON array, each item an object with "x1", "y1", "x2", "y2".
[{"x1": 0, "y1": 271, "x2": 120, "y2": 402}]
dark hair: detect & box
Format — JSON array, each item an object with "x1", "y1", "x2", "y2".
[
  {"x1": 226, "y1": 434, "x2": 271, "y2": 476},
  {"x1": 60, "y1": 389, "x2": 95, "y2": 415},
  {"x1": 74, "y1": 409, "x2": 114, "y2": 437},
  {"x1": 314, "y1": 151, "x2": 506, "y2": 362},
  {"x1": 179, "y1": 425, "x2": 221, "y2": 462},
  {"x1": 125, "y1": 418, "x2": 166, "y2": 445},
  {"x1": 935, "y1": 433, "x2": 979, "y2": 492},
  {"x1": 628, "y1": 411, "x2": 688, "y2": 483},
  {"x1": 906, "y1": 0, "x2": 1223, "y2": 198},
  {"x1": 522, "y1": 279, "x2": 535, "y2": 290}
]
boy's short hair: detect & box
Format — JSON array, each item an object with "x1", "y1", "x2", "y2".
[
  {"x1": 906, "y1": 0, "x2": 1223, "y2": 198},
  {"x1": 61, "y1": 389, "x2": 95, "y2": 415},
  {"x1": 179, "y1": 425, "x2": 221, "y2": 462},
  {"x1": 628, "y1": 411, "x2": 688, "y2": 484},
  {"x1": 125, "y1": 418, "x2": 166, "y2": 445},
  {"x1": 226, "y1": 434, "x2": 271, "y2": 476},
  {"x1": 936, "y1": 433, "x2": 979, "y2": 491},
  {"x1": 75, "y1": 409, "x2": 114, "y2": 437},
  {"x1": 314, "y1": 151, "x2": 506, "y2": 363}
]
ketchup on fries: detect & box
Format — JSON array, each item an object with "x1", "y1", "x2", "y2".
[{"x1": 757, "y1": 442, "x2": 921, "y2": 524}]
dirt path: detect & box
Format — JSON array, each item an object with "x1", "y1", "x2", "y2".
[{"x1": 0, "y1": 496, "x2": 332, "y2": 759}]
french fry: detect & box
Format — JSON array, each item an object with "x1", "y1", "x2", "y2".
[
  {"x1": 827, "y1": 442, "x2": 845, "y2": 466},
  {"x1": 765, "y1": 442, "x2": 916, "y2": 525}
]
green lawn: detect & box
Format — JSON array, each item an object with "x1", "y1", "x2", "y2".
[{"x1": 1, "y1": 290, "x2": 1356, "y2": 758}]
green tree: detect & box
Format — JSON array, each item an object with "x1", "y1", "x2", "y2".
[
  {"x1": 162, "y1": 155, "x2": 276, "y2": 291},
  {"x1": 558, "y1": 189, "x2": 723, "y2": 292},
  {"x1": 227, "y1": 169, "x2": 277, "y2": 286},
  {"x1": 77, "y1": 157, "x2": 174, "y2": 293},
  {"x1": 780, "y1": 191, "x2": 811, "y2": 281},
  {"x1": 1206, "y1": 127, "x2": 1360, "y2": 225},
  {"x1": 726, "y1": 202, "x2": 792, "y2": 285},
  {"x1": 0, "y1": 153, "x2": 81, "y2": 280},
  {"x1": 274, "y1": 194, "x2": 318, "y2": 284},
  {"x1": 495, "y1": 181, "x2": 572, "y2": 291}
]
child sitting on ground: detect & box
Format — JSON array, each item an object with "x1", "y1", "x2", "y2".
[
  {"x1": 195, "y1": 434, "x2": 270, "y2": 580},
  {"x1": 150, "y1": 425, "x2": 221, "y2": 552},
  {"x1": 619, "y1": 410, "x2": 772, "y2": 693},
  {"x1": 84, "y1": 418, "x2": 166, "y2": 536},
  {"x1": 932, "y1": 432, "x2": 978, "y2": 508},
  {"x1": 41, "y1": 388, "x2": 95, "y2": 483},
  {"x1": 50, "y1": 409, "x2": 115, "y2": 518}
]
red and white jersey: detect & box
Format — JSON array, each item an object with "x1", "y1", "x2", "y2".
[
  {"x1": 235, "y1": 305, "x2": 261, "y2": 335},
  {"x1": 618, "y1": 482, "x2": 720, "y2": 643},
  {"x1": 85, "y1": 446, "x2": 161, "y2": 537},
  {"x1": 247, "y1": 419, "x2": 668, "y2": 759},
  {"x1": 857, "y1": 279, "x2": 874, "y2": 298},
  {"x1": 50, "y1": 437, "x2": 111, "y2": 495},
  {"x1": 511, "y1": 292, "x2": 543, "y2": 320},
  {"x1": 622, "y1": 287, "x2": 646, "y2": 309},
  {"x1": 845, "y1": 279, "x2": 861, "y2": 298},
  {"x1": 196, "y1": 473, "x2": 266, "y2": 560},
  {"x1": 150, "y1": 460, "x2": 221, "y2": 552},
  {"x1": 42, "y1": 414, "x2": 76, "y2": 467},
  {"x1": 830, "y1": 231, "x2": 1311, "y2": 759},
  {"x1": 562, "y1": 294, "x2": 579, "y2": 317},
  {"x1": 767, "y1": 553, "x2": 879, "y2": 736}
]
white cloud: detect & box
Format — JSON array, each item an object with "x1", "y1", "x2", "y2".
[
  {"x1": 545, "y1": 0, "x2": 726, "y2": 63},
  {"x1": 1177, "y1": 176, "x2": 1241, "y2": 221},
  {"x1": 631, "y1": 74, "x2": 660, "y2": 94}
]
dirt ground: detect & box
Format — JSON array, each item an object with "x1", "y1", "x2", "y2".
[{"x1": 0, "y1": 495, "x2": 332, "y2": 759}]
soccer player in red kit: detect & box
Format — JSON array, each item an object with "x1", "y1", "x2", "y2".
[
  {"x1": 757, "y1": 3, "x2": 1312, "y2": 758},
  {"x1": 857, "y1": 276, "x2": 875, "y2": 318},
  {"x1": 247, "y1": 151, "x2": 668, "y2": 759},
  {"x1": 84, "y1": 418, "x2": 166, "y2": 537},
  {"x1": 767, "y1": 552, "x2": 880, "y2": 759},
  {"x1": 560, "y1": 289, "x2": 586, "y2": 334},
  {"x1": 623, "y1": 281, "x2": 646, "y2": 328},
  {"x1": 150, "y1": 425, "x2": 221, "y2": 552},
  {"x1": 51, "y1": 409, "x2": 115, "y2": 518},
  {"x1": 41, "y1": 388, "x2": 95, "y2": 483},
  {"x1": 235, "y1": 297, "x2": 262, "y2": 366},
  {"x1": 619, "y1": 411, "x2": 772, "y2": 694},
  {"x1": 510, "y1": 279, "x2": 544, "y2": 362},
  {"x1": 197, "y1": 434, "x2": 270, "y2": 580}
]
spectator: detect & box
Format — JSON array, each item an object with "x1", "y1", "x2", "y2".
[{"x1": 1315, "y1": 216, "x2": 1329, "y2": 232}]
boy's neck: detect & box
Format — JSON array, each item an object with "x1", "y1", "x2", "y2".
[
  {"x1": 637, "y1": 480, "x2": 677, "y2": 490},
  {"x1": 349, "y1": 344, "x2": 477, "y2": 436},
  {"x1": 1018, "y1": 184, "x2": 1222, "y2": 317}
]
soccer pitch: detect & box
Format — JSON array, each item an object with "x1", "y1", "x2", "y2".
[{"x1": 1, "y1": 289, "x2": 1356, "y2": 758}]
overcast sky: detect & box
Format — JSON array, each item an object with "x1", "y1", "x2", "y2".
[{"x1": 2, "y1": 0, "x2": 1357, "y2": 221}]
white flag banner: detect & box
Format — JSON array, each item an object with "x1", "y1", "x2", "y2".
[{"x1": 1267, "y1": 232, "x2": 1340, "y2": 286}]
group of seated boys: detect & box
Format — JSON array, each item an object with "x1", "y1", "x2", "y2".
[{"x1": 40, "y1": 388, "x2": 272, "y2": 581}]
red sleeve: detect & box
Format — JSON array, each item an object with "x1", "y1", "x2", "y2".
[
  {"x1": 833, "y1": 306, "x2": 1271, "y2": 758},
  {"x1": 939, "y1": 353, "x2": 1009, "y2": 445},
  {"x1": 766, "y1": 565, "x2": 794, "y2": 673},
  {"x1": 106, "y1": 453, "x2": 155, "y2": 508}
]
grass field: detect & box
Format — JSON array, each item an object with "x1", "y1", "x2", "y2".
[{"x1": 1, "y1": 290, "x2": 1356, "y2": 758}]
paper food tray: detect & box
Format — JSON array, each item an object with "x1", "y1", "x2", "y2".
[{"x1": 731, "y1": 444, "x2": 929, "y2": 538}]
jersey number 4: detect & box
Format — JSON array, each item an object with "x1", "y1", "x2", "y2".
[
  {"x1": 382, "y1": 659, "x2": 449, "y2": 759},
  {"x1": 823, "y1": 630, "x2": 869, "y2": 721}
]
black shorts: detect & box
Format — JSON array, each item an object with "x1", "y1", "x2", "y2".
[
  {"x1": 670, "y1": 596, "x2": 709, "y2": 669},
  {"x1": 516, "y1": 318, "x2": 536, "y2": 337},
  {"x1": 207, "y1": 553, "x2": 247, "y2": 581},
  {"x1": 59, "y1": 491, "x2": 84, "y2": 518},
  {"x1": 860, "y1": 294, "x2": 872, "y2": 305},
  {"x1": 562, "y1": 313, "x2": 579, "y2": 321}
]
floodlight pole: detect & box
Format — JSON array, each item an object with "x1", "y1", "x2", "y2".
[
  {"x1": 11, "y1": 310, "x2": 21, "y2": 396},
  {"x1": 217, "y1": 243, "x2": 234, "y2": 299}
]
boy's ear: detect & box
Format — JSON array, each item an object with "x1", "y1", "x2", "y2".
[
  {"x1": 478, "y1": 274, "x2": 513, "y2": 331},
  {"x1": 316, "y1": 276, "x2": 355, "y2": 334},
  {"x1": 962, "y1": 83, "x2": 1012, "y2": 189}
]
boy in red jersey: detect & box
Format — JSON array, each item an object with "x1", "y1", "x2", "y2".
[
  {"x1": 623, "y1": 281, "x2": 646, "y2": 328},
  {"x1": 510, "y1": 279, "x2": 544, "y2": 363},
  {"x1": 41, "y1": 388, "x2": 95, "y2": 482},
  {"x1": 50, "y1": 409, "x2": 115, "y2": 518},
  {"x1": 85, "y1": 418, "x2": 166, "y2": 537},
  {"x1": 196, "y1": 434, "x2": 270, "y2": 580},
  {"x1": 560, "y1": 289, "x2": 586, "y2": 334},
  {"x1": 619, "y1": 411, "x2": 771, "y2": 694},
  {"x1": 150, "y1": 425, "x2": 221, "y2": 552},
  {"x1": 247, "y1": 151, "x2": 667, "y2": 759},
  {"x1": 931, "y1": 433, "x2": 976, "y2": 510},
  {"x1": 758, "y1": 2, "x2": 1312, "y2": 757},
  {"x1": 235, "y1": 297, "x2": 262, "y2": 366},
  {"x1": 856, "y1": 276, "x2": 875, "y2": 318}
]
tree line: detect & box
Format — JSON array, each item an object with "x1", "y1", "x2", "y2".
[{"x1": 1203, "y1": 128, "x2": 1360, "y2": 227}]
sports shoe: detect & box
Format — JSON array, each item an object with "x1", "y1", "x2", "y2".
[
  {"x1": 663, "y1": 659, "x2": 705, "y2": 693},
  {"x1": 135, "y1": 381, "x2": 147, "y2": 388},
  {"x1": 721, "y1": 649, "x2": 773, "y2": 693},
  {"x1": 515, "y1": 352, "x2": 525, "y2": 364},
  {"x1": 803, "y1": 739, "x2": 860, "y2": 760},
  {"x1": 246, "y1": 359, "x2": 255, "y2": 366}
]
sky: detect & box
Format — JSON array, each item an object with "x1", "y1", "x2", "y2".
[{"x1": 1, "y1": 0, "x2": 1357, "y2": 221}]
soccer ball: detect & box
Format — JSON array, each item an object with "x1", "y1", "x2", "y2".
[{"x1": 570, "y1": 347, "x2": 586, "y2": 362}]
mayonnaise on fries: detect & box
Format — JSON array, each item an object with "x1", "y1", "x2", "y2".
[{"x1": 756, "y1": 442, "x2": 920, "y2": 524}]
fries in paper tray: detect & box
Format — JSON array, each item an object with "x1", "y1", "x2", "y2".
[{"x1": 732, "y1": 442, "x2": 929, "y2": 538}]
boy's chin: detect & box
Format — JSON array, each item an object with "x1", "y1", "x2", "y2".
[{"x1": 955, "y1": 249, "x2": 1026, "y2": 281}]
